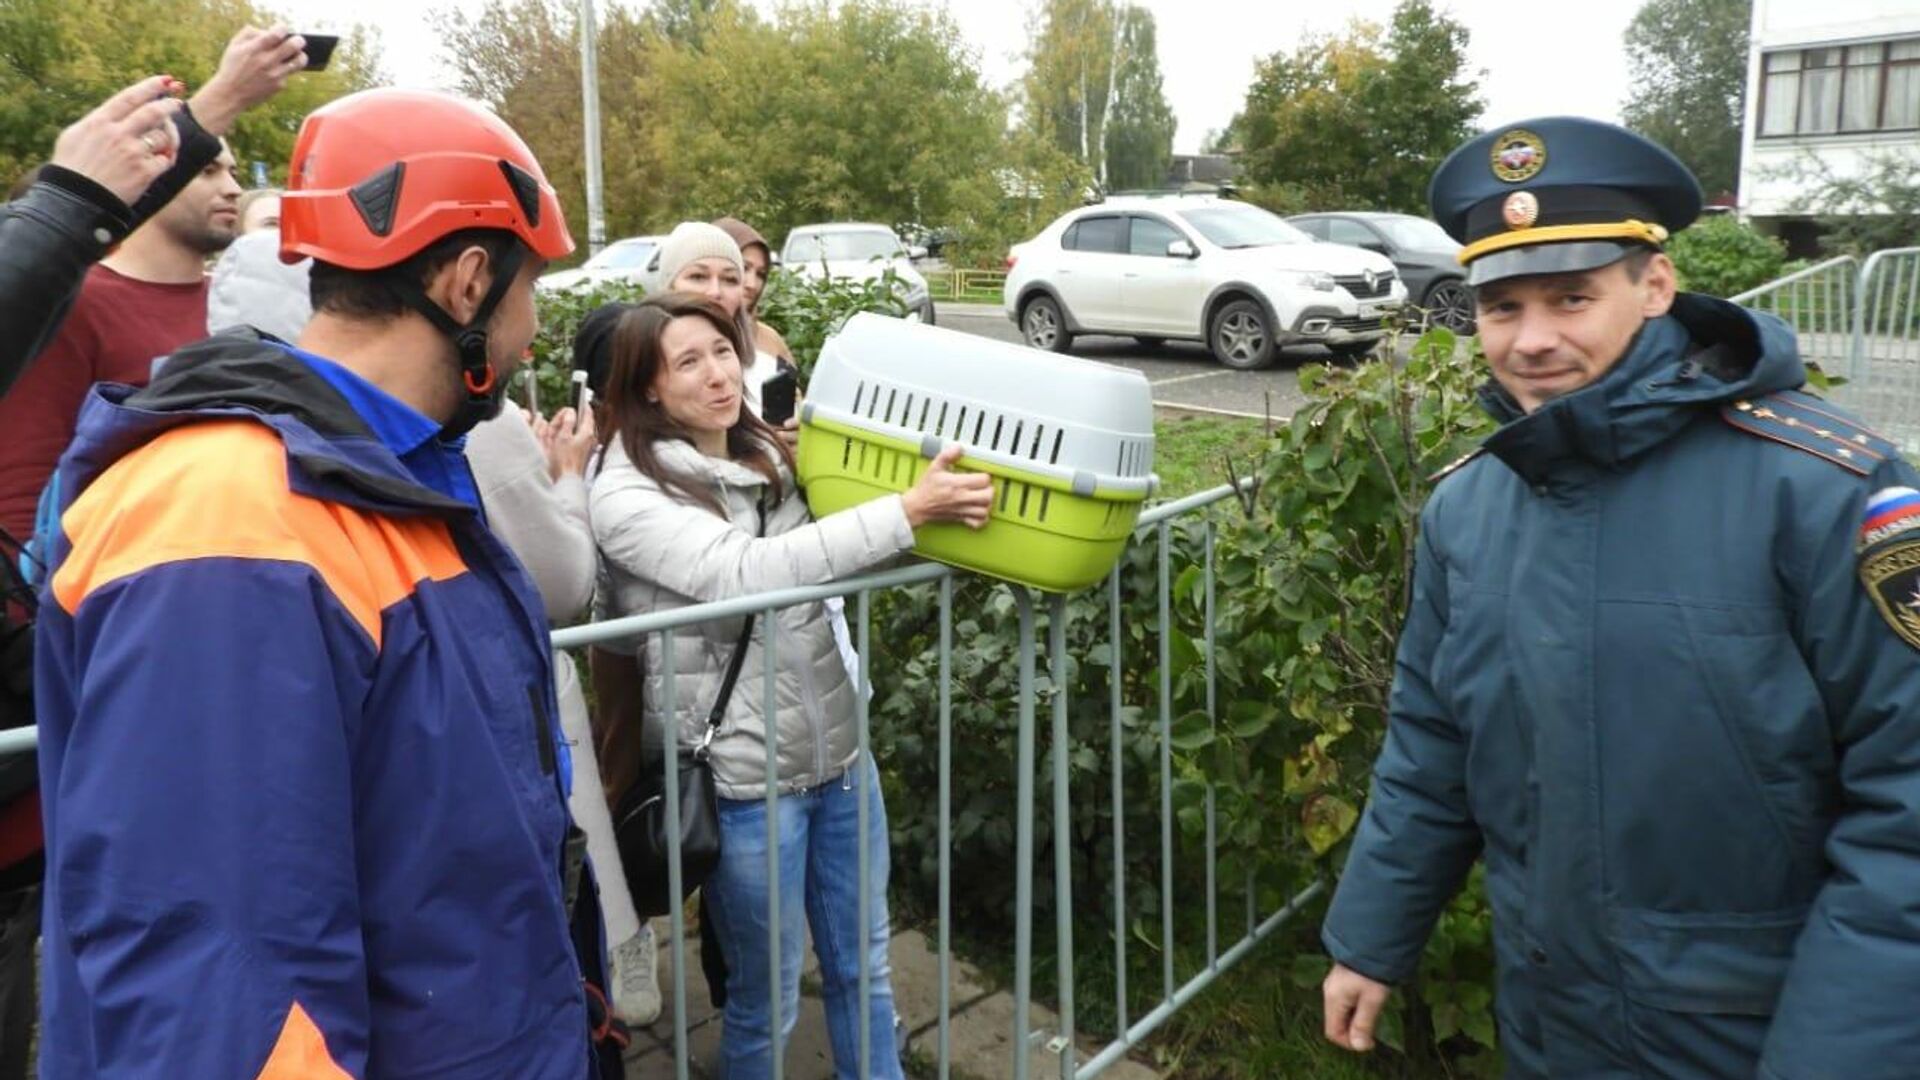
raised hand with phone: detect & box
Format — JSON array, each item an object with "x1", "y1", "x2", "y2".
[{"x1": 531, "y1": 404, "x2": 599, "y2": 482}]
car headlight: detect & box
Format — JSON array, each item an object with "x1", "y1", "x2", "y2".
[{"x1": 1293, "y1": 271, "x2": 1336, "y2": 292}]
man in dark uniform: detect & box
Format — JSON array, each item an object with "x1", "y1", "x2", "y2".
[{"x1": 1318, "y1": 117, "x2": 1920, "y2": 1079}]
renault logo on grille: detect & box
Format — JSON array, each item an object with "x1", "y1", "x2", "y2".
[{"x1": 1363, "y1": 270, "x2": 1377, "y2": 291}]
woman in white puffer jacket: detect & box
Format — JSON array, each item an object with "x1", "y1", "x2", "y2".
[{"x1": 589, "y1": 294, "x2": 990, "y2": 1080}]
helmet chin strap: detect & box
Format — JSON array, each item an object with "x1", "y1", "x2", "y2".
[{"x1": 387, "y1": 244, "x2": 528, "y2": 439}]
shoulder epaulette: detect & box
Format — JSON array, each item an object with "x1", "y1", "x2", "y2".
[
  {"x1": 1427, "y1": 448, "x2": 1486, "y2": 484},
  {"x1": 1721, "y1": 390, "x2": 1896, "y2": 477}
]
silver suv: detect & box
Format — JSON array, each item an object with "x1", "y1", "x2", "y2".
[{"x1": 1002, "y1": 196, "x2": 1405, "y2": 368}]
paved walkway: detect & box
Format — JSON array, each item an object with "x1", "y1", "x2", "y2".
[{"x1": 622, "y1": 921, "x2": 1161, "y2": 1080}]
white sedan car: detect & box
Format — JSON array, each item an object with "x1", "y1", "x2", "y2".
[
  {"x1": 1003, "y1": 197, "x2": 1405, "y2": 368},
  {"x1": 782, "y1": 223, "x2": 936, "y2": 323},
  {"x1": 536, "y1": 235, "x2": 666, "y2": 295}
]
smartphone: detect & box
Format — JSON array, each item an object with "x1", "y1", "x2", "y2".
[
  {"x1": 300, "y1": 34, "x2": 340, "y2": 72},
  {"x1": 524, "y1": 367, "x2": 539, "y2": 414},
  {"x1": 761, "y1": 368, "x2": 797, "y2": 426},
  {"x1": 571, "y1": 369, "x2": 591, "y2": 418}
]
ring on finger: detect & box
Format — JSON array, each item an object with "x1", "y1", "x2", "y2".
[{"x1": 139, "y1": 130, "x2": 164, "y2": 154}]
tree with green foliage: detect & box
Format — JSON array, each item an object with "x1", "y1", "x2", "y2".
[
  {"x1": 1621, "y1": 0, "x2": 1750, "y2": 200},
  {"x1": 0, "y1": 0, "x2": 382, "y2": 188},
  {"x1": 437, "y1": 0, "x2": 665, "y2": 256},
  {"x1": 1021, "y1": 0, "x2": 1117, "y2": 182},
  {"x1": 1102, "y1": 7, "x2": 1175, "y2": 191},
  {"x1": 1231, "y1": 0, "x2": 1481, "y2": 214},
  {"x1": 438, "y1": 0, "x2": 1014, "y2": 261}
]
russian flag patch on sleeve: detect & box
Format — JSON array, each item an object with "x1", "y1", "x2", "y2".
[
  {"x1": 1859, "y1": 487, "x2": 1920, "y2": 651},
  {"x1": 1860, "y1": 487, "x2": 1920, "y2": 550}
]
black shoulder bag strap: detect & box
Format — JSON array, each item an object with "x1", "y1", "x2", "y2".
[{"x1": 695, "y1": 492, "x2": 768, "y2": 758}]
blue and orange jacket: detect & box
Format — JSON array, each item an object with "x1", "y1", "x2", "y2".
[{"x1": 34, "y1": 333, "x2": 592, "y2": 1077}]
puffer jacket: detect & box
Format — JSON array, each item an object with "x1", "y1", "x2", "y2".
[
  {"x1": 1321, "y1": 294, "x2": 1920, "y2": 1079},
  {"x1": 590, "y1": 437, "x2": 914, "y2": 798}
]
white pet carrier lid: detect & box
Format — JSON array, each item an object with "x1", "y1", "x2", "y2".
[{"x1": 805, "y1": 313, "x2": 1156, "y2": 495}]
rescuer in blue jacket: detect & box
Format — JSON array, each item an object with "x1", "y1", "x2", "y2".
[{"x1": 1319, "y1": 117, "x2": 1920, "y2": 1079}]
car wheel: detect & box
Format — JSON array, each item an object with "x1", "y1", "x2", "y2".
[
  {"x1": 1021, "y1": 295, "x2": 1072, "y2": 353},
  {"x1": 1328, "y1": 341, "x2": 1380, "y2": 362},
  {"x1": 1134, "y1": 336, "x2": 1167, "y2": 350},
  {"x1": 1209, "y1": 298, "x2": 1276, "y2": 370},
  {"x1": 1423, "y1": 279, "x2": 1477, "y2": 335}
]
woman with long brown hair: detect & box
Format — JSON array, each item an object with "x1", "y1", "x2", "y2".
[{"x1": 589, "y1": 294, "x2": 989, "y2": 1079}]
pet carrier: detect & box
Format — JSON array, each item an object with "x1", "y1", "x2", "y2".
[{"x1": 796, "y1": 313, "x2": 1155, "y2": 592}]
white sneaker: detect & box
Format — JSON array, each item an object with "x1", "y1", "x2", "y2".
[{"x1": 611, "y1": 924, "x2": 662, "y2": 1026}]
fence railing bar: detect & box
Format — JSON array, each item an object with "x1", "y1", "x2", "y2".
[
  {"x1": 856, "y1": 589, "x2": 874, "y2": 1080},
  {"x1": 1156, "y1": 522, "x2": 1175, "y2": 1005},
  {"x1": 1136, "y1": 481, "x2": 1251, "y2": 530},
  {"x1": 1049, "y1": 593, "x2": 1077, "y2": 1080},
  {"x1": 938, "y1": 575, "x2": 954, "y2": 1079},
  {"x1": 1728, "y1": 254, "x2": 1856, "y2": 304},
  {"x1": 1012, "y1": 588, "x2": 1038, "y2": 1080},
  {"x1": 1106, "y1": 568, "x2": 1129, "y2": 1036},
  {"x1": 662, "y1": 627, "x2": 691, "y2": 1080},
  {"x1": 551, "y1": 564, "x2": 952, "y2": 649},
  {"x1": 1204, "y1": 515, "x2": 1218, "y2": 969},
  {"x1": 764, "y1": 607, "x2": 783, "y2": 1080},
  {"x1": 1074, "y1": 880, "x2": 1327, "y2": 1080},
  {"x1": 1246, "y1": 869, "x2": 1257, "y2": 938}
]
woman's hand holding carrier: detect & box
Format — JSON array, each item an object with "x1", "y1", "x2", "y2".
[{"x1": 900, "y1": 444, "x2": 993, "y2": 530}]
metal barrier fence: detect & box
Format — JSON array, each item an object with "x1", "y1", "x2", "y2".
[
  {"x1": 549, "y1": 480, "x2": 1322, "y2": 1079},
  {"x1": 0, "y1": 485, "x2": 1320, "y2": 1076},
  {"x1": 925, "y1": 268, "x2": 1008, "y2": 303},
  {"x1": 1732, "y1": 248, "x2": 1920, "y2": 451}
]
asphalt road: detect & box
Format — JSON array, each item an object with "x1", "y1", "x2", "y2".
[{"x1": 936, "y1": 302, "x2": 1331, "y2": 420}]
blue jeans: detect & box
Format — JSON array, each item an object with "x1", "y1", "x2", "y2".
[{"x1": 704, "y1": 756, "x2": 904, "y2": 1080}]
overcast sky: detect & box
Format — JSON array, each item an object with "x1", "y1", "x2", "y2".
[{"x1": 278, "y1": 0, "x2": 1642, "y2": 154}]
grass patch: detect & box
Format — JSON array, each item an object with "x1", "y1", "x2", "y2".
[{"x1": 1151, "y1": 416, "x2": 1276, "y2": 499}]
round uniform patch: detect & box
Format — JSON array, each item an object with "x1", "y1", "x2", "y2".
[
  {"x1": 1861, "y1": 540, "x2": 1920, "y2": 650},
  {"x1": 1490, "y1": 129, "x2": 1547, "y2": 183},
  {"x1": 1503, "y1": 191, "x2": 1540, "y2": 229}
]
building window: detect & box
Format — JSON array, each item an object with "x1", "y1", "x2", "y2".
[{"x1": 1760, "y1": 36, "x2": 1920, "y2": 136}]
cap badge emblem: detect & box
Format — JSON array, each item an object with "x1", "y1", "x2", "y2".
[
  {"x1": 1503, "y1": 191, "x2": 1540, "y2": 230},
  {"x1": 1491, "y1": 129, "x2": 1547, "y2": 183}
]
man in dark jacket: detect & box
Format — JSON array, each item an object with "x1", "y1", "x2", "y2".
[
  {"x1": 35, "y1": 88, "x2": 610, "y2": 1077},
  {"x1": 1320, "y1": 117, "x2": 1920, "y2": 1079},
  {"x1": 0, "y1": 25, "x2": 306, "y2": 399}
]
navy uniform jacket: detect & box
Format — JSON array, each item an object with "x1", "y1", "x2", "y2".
[{"x1": 1322, "y1": 294, "x2": 1920, "y2": 1079}]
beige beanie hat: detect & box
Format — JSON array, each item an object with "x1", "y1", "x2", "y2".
[{"x1": 656, "y1": 221, "x2": 744, "y2": 289}]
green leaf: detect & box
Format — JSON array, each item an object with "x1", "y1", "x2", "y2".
[
  {"x1": 1225, "y1": 699, "x2": 1277, "y2": 739},
  {"x1": 1168, "y1": 710, "x2": 1215, "y2": 750},
  {"x1": 1301, "y1": 793, "x2": 1359, "y2": 854}
]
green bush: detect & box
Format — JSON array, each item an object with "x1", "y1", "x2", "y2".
[
  {"x1": 757, "y1": 268, "x2": 907, "y2": 383},
  {"x1": 1667, "y1": 214, "x2": 1788, "y2": 298},
  {"x1": 868, "y1": 329, "x2": 1504, "y2": 1070}
]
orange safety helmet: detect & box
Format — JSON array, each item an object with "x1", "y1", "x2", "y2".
[{"x1": 280, "y1": 88, "x2": 573, "y2": 269}]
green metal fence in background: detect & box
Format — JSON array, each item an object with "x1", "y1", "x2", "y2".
[
  {"x1": 548, "y1": 480, "x2": 1322, "y2": 1079},
  {"x1": 924, "y1": 269, "x2": 1008, "y2": 305}
]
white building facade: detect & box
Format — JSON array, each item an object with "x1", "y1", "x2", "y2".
[{"x1": 1738, "y1": 0, "x2": 1920, "y2": 250}]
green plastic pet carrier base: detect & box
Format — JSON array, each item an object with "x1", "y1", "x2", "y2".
[{"x1": 796, "y1": 415, "x2": 1146, "y2": 593}]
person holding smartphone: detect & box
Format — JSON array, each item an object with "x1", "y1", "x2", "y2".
[{"x1": 590, "y1": 294, "x2": 991, "y2": 1080}]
